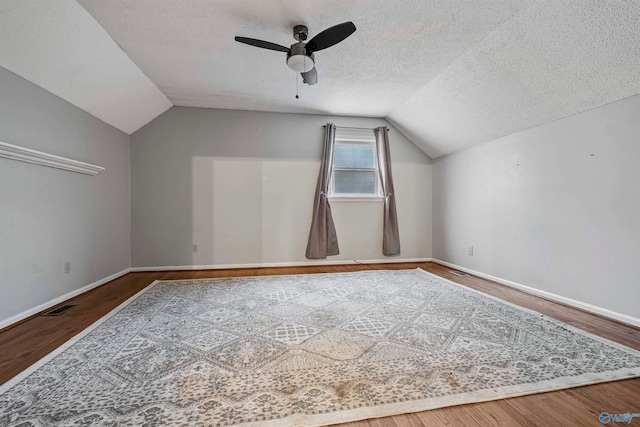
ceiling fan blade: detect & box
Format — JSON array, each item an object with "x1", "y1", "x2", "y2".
[
  {"x1": 306, "y1": 21, "x2": 356, "y2": 53},
  {"x1": 234, "y1": 36, "x2": 289, "y2": 52},
  {"x1": 301, "y1": 67, "x2": 318, "y2": 85}
]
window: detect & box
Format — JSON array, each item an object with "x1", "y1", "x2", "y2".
[{"x1": 329, "y1": 128, "x2": 381, "y2": 198}]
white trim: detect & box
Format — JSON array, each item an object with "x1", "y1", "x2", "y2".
[
  {"x1": 0, "y1": 141, "x2": 105, "y2": 175},
  {"x1": 0, "y1": 268, "x2": 131, "y2": 330},
  {"x1": 328, "y1": 197, "x2": 384, "y2": 202},
  {"x1": 431, "y1": 259, "x2": 640, "y2": 328},
  {"x1": 0, "y1": 260, "x2": 429, "y2": 329},
  {"x1": 130, "y1": 258, "x2": 432, "y2": 272},
  {"x1": 330, "y1": 136, "x2": 382, "y2": 198}
]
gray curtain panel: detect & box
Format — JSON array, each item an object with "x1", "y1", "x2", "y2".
[
  {"x1": 374, "y1": 126, "x2": 401, "y2": 256},
  {"x1": 306, "y1": 123, "x2": 339, "y2": 259}
]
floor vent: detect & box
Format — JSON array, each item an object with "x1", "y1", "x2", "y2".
[
  {"x1": 43, "y1": 304, "x2": 75, "y2": 316},
  {"x1": 449, "y1": 270, "x2": 469, "y2": 277}
]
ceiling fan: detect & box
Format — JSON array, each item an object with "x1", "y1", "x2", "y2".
[{"x1": 234, "y1": 22, "x2": 356, "y2": 86}]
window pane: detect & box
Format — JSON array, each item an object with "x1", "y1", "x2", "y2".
[
  {"x1": 334, "y1": 170, "x2": 377, "y2": 194},
  {"x1": 334, "y1": 143, "x2": 375, "y2": 168}
]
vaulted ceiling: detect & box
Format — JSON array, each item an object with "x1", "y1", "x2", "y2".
[{"x1": 1, "y1": 1, "x2": 638, "y2": 157}]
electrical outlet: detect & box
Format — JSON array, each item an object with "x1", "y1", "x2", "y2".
[
  {"x1": 64, "y1": 261, "x2": 71, "y2": 274},
  {"x1": 468, "y1": 246, "x2": 474, "y2": 256},
  {"x1": 192, "y1": 244, "x2": 198, "y2": 253}
]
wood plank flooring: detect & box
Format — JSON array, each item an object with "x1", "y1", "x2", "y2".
[{"x1": 1, "y1": 262, "x2": 638, "y2": 426}]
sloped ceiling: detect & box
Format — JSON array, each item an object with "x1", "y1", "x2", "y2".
[
  {"x1": 388, "y1": 0, "x2": 640, "y2": 157},
  {"x1": 1, "y1": 1, "x2": 638, "y2": 156},
  {"x1": 0, "y1": 1, "x2": 172, "y2": 135}
]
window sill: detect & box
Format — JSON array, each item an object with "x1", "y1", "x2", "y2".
[{"x1": 328, "y1": 196, "x2": 384, "y2": 202}]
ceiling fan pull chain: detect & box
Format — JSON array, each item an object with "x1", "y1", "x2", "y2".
[{"x1": 295, "y1": 56, "x2": 306, "y2": 99}]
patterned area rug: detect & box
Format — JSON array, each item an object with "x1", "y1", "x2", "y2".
[{"x1": 2, "y1": 269, "x2": 640, "y2": 426}]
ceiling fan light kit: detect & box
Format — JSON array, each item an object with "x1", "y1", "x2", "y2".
[
  {"x1": 235, "y1": 21, "x2": 356, "y2": 86},
  {"x1": 287, "y1": 43, "x2": 314, "y2": 73}
]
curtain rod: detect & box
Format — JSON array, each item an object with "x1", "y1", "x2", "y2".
[{"x1": 322, "y1": 125, "x2": 389, "y2": 131}]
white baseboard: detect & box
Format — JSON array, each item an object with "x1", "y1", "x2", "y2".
[
  {"x1": 431, "y1": 259, "x2": 640, "y2": 328},
  {"x1": 7, "y1": 259, "x2": 636, "y2": 331},
  {"x1": 0, "y1": 268, "x2": 131, "y2": 330},
  {"x1": 130, "y1": 258, "x2": 432, "y2": 272},
  {"x1": 1, "y1": 259, "x2": 430, "y2": 330}
]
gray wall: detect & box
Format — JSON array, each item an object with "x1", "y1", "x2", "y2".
[
  {"x1": 131, "y1": 107, "x2": 432, "y2": 267},
  {"x1": 2, "y1": 63, "x2": 636, "y2": 326},
  {"x1": 0, "y1": 67, "x2": 131, "y2": 325},
  {"x1": 433, "y1": 95, "x2": 640, "y2": 320}
]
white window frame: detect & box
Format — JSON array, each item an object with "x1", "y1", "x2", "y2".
[{"x1": 328, "y1": 132, "x2": 383, "y2": 200}]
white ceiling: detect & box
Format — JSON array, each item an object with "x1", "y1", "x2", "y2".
[
  {"x1": 1, "y1": 1, "x2": 638, "y2": 157},
  {"x1": 388, "y1": 0, "x2": 640, "y2": 157},
  {"x1": 0, "y1": 0, "x2": 172, "y2": 135}
]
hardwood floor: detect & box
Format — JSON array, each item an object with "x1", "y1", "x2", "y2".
[{"x1": 1, "y1": 262, "x2": 638, "y2": 426}]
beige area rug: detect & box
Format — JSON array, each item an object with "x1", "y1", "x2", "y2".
[{"x1": 1, "y1": 269, "x2": 640, "y2": 426}]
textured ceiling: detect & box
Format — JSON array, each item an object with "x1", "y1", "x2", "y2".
[
  {"x1": 76, "y1": 0, "x2": 530, "y2": 120},
  {"x1": 388, "y1": 0, "x2": 640, "y2": 157},
  {"x1": 1, "y1": 1, "x2": 638, "y2": 156},
  {"x1": 0, "y1": 1, "x2": 172, "y2": 134}
]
